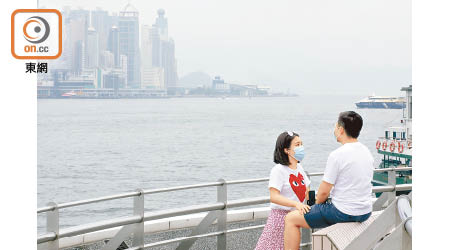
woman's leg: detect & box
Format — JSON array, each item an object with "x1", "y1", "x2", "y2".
[{"x1": 284, "y1": 210, "x2": 310, "y2": 250}]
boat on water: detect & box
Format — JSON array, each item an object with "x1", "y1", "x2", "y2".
[
  {"x1": 372, "y1": 85, "x2": 412, "y2": 196},
  {"x1": 61, "y1": 91, "x2": 77, "y2": 97},
  {"x1": 355, "y1": 95, "x2": 406, "y2": 109}
]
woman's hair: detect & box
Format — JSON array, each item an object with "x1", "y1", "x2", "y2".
[{"x1": 273, "y1": 131, "x2": 299, "y2": 166}]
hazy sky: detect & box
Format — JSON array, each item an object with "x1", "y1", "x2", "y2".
[{"x1": 40, "y1": 0, "x2": 411, "y2": 96}]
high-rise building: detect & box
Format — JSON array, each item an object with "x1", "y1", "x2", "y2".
[
  {"x1": 66, "y1": 9, "x2": 89, "y2": 74},
  {"x1": 161, "y1": 38, "x2": 178, "y2": 88},
  {"x1": 151, "y1": 9, "x2": 178, "y2": 88},
  {"x1": 141, "y1": 25, "x2": 157, "y2": 88},
  {"x1": 90, "y1": 9, "x2": 110, "y2": 53},
  {"x1": 119, "y1": 3, "x2": 140, "y2": 88},
  {"x1": 73, "y1": 40, "x2": 85, "y2": 75},
  {"x1": 150, "y1": 25, "x2": 161, "y2": 67},
  {"x1": 120, "y1": 54, "x2": 128, "y2": 88},
  {"x1": 155, "y1": 9, "x2": 168, "y2": 41},
  {"x1": 100, "y1": 51, "x2": 115, "y2": 69},
  {"x1": 108, "y1": 25, "x2": 120, "y2": 67},
  {"x1": 86, "y1": 27, "x2": 99, "y2": 68}
]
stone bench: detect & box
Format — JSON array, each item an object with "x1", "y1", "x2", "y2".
[{"x1": 311, "y1": 211, "x2": 382, "y2": 250}]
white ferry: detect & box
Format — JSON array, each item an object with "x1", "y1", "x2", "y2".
[{"x1": 355, "y1": 95, "x2": 406, "y2": 109}]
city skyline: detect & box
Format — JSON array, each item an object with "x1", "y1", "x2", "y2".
[
  {"x1": 40, "y1": 0, "x2": 411, "y2": 96},
  {"x1": 39, "y1": 3, "x2": 278, "y2": 98},
  {"x1": 40, "y1": 3, "x2": 182, "y2": 96}
]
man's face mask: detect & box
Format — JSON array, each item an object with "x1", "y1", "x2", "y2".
[{"x1": 334, "y1": 123, "x2": 342, "y2": 142}]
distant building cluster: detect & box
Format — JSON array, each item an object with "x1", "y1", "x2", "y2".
[
  {"x1": 185, "y1": 76, "x2": 273, "y2": 97},
  {"x1": 37, "y1": 4, "x2": 289, "y2": 99},
  {"x1": 38, "y1": 3, "x2": 178, "y2": 98}
]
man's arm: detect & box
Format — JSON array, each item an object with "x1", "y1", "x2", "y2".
[{"x1": 316, "y1": 181, "x2": 333, "y2": 204}]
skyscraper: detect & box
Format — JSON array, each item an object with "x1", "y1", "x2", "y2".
[
  {"x1": 86, "y1": 27, "x2": 99, "y2": 68},
  {"x1": 73, "y1": 40, "x2": 84, "y2": 75},
  {"x1": 141, "y1": 25, "x2": 152, "y2": 67},
  {"x1": 90, "y1": 9, "x2": 109, "y2": 54},
  {"x1": 66, "y1": 9, "x2": 89, "y2": 74},
  {"x1": 151, "y1": 24, "x2": 161, "y2": 67},
  {"x1": 141, "y1": 25, "x2": 164, "y2": 89},
  {"x1": 161, "y1": 38, "x2": 177, "y2": 88},
  {"x1": 118, "y1": 3, "x2": 140, "y2": 88},
  {"x1": 155, "y1": 9, "x2": 168, "y2": 41},
  {"x1": 91, "y1": 8, "x2": 118, "y2": 69},
  {"x1": 151, "y1": 9, "x2": 178, "y2": 88},
  {"x1": 108, "y1": 25, "x2": 120, "y2": 67}
]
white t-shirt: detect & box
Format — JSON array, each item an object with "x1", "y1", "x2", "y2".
[
  {"x1": 323, "y1": 141, "x2": 374, "y2": 216},
  {"x1": 268, "y1": 163, "x2": 311, "y2": 210}
]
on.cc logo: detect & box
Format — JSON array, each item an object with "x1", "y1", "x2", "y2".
[
  {"x1": 23, "y1": 16, "x2": 50, "y2": 44},
  {"x1": 11, "y1": 9, "x2": 62, "y2": 60}
]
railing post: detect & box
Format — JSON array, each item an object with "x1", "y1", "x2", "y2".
[
  {"x1": 388, "y1": 170, "x2": 396, "y2": 205},
  {"x1": 301, "y1": 228, "x2": 312, "y2": 250},
  {"x1": 301, "y1": 172, "x2": 312, "y2": 250},
  {"x1": 47, "y1": 202, "x2": 59, "y2": 250},
  {"x1": 217, "y1": 178, "x2": 227, "y2": 250},
  {"x1": 133, "y1": 189, "x2": 145, "y2": 249}
]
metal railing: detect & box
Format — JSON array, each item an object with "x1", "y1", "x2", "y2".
[
  {"x1": 37, "y1": 167, "x2": 412, "y2": 250},
  {"x1": 324, "y1": 193, "x2": 412, "y2": 250},
  {"x1": 372, "y1": 194, "x2": 412, "y2": 250}
]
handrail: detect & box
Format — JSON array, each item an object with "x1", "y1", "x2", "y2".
[
  {"x1": 143, "y1": 181, "x2": 224, "y2": 195},
  {"x1": 37, "y1": 184, "x2": 412, "y2": 244},
  {"x1": 37, "y1": 167, "x2": 412, "y2": 213},
  {"x1": 377, "y1": 137, "x2": 410, "y2": 141},
  {"x1": 57, "y1": 203, "x2": 227, "y2": 240},
  {"x1": 397, "y1": 195, "x2": 412, "y2": 236},
  {"x1": 374, "y1": 167, "x2": 411, "y2": 172}
]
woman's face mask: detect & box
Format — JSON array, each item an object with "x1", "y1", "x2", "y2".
[{"x1": 293, "y1": 145, "x2": 305, "y2": 162}]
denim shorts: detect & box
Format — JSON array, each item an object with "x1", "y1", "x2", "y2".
[{"x1": 303, "y1": 202, "x2": 371, "y2": 228}]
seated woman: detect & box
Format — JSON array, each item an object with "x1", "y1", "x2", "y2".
[{"x1": 255, "y1": 131, "x2": 311, "y2": 250}]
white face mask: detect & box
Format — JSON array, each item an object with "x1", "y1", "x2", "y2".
[{"x1": 334, "y1": 125, "x2": 341, "y2": 142}]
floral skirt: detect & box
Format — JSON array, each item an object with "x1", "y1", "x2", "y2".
[{"x1": 255, "y1": 209, "x2": 290, "y2": 250}]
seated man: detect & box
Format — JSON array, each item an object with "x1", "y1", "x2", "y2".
[{"x1": 284, "y1": 111, "x2": 374, "y2": 250}]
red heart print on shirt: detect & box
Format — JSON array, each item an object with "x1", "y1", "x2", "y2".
[{"x1": 289, "y1": 173, "x2": 306, "y2": 202}]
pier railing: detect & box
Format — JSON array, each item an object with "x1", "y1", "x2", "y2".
[{"x1": 37, "y1": 167, "x2": 412, "y2": 250}]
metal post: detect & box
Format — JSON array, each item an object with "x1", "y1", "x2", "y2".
[
  {"x1": 133, "y1": 189, "x2": 145, "y2": 248},
  {"x1": 301, "y1": 172, "x2": 312, "y2": 250},
  {"x1": 301, "y1": 228, "x2": 312, "y2": 250},
  {"x1": 217, "y1": 178, "x2": 227, "y2": 250},
  {"x1": 388, "y1": 170, "x2": 396, "y2": 205},
  {"x1": 47, "y1": 202, "x2": 59, "y2": 250}
]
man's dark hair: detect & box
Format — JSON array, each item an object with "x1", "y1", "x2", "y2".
[
  {"x1": 274, "y1": 131, "x2": 299, "y2": 166},
  {"x1": 337, "y1": 111, "x2": 363, "y2": 138}
]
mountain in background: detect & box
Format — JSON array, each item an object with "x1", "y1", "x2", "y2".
[{"x1": 178, "y1": 72, "x2": 212, "y2": 88}]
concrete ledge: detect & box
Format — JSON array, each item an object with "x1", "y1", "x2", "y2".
[
  {"x1": 145, "y1": 218, "x2": 170, "y2": 233},
  {"x1": 169, "y1": 213, "x2": 207, "y2": 230},
  {"x1": 253, "y1": 207, "x2": 271, "y2": 219}
]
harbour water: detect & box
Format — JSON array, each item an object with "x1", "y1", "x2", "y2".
[{"x1": 37, "y1": 95, "x2": 403, "y2": 233}]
